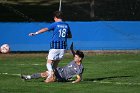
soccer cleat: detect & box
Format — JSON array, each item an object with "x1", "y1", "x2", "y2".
[{"x1": 21, "y1": 75, "x2": 31, "y2": 80}]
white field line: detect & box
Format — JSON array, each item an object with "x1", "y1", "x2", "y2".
[
  {"x1": 93, "y1": 80, "x2": 140, "y2": 86},
  {"x1": 0, "y1": 73, "x2": 21, "y2": 76},
  {"x1": 0, "y1": 72, "x2": 140, "y2": 86},
  {"x1": 2, "y1": 64, "x2": 43, "y2": 66},
  {"x1": 20, "y1": 64, "x2": 43, "y2": 66}
]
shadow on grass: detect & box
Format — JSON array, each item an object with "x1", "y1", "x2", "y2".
[{"x1": 83, "y1": 75, "x2": 132, "y2": 81}]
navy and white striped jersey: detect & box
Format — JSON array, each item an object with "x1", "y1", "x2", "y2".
[{"x1": 47, "y1": 21, "x2": 71, "y2": 49}]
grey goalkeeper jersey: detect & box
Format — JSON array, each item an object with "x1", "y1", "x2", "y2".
[{"x1": 56, "y1": 61, "x2": 84, "y2": 80}]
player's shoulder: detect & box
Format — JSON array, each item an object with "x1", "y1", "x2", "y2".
[
  {"x1": 50, "y1": 22, "x2": 63, "y2": 27},
  {"x1": 71, "y1": 61, "x2": 83, "y2": 68},
  {"x1": 50, "y1": 22, "x2": 58, "y2": 25},
  {"x1": 71, "y1": 60, "x2": 75, "y2": 64},
  {"x1": 67, "y1": 60, "x2": 75, "y2": 65},
  {"x1": 48, "y1": 22, "x2": 57, "y2": 28}
]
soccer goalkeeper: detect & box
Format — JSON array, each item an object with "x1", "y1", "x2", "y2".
[{"x1": 21, "y1": 48, "x2": 84, "y2": 83}]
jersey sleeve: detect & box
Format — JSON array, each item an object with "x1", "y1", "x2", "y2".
[
  {"x1": 70, "y1": 42, "x2": 75, "y2": 57},
  {"x1": 47, "y1": 23, "x2": 56, "y2": 31},
  {"x1": 75, "y1": 68, "x2": 84, "y2": 81},
  {"x1": 76, "y1": 67, "x2": 84, "y2": 76}
]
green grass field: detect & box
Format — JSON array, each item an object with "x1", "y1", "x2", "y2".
[{"x1": 0, "y1": 53, "x2": 140, "y2": 93}]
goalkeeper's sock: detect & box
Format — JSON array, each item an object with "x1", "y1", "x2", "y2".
[{"x1": 31, "y1": 73, "x2": 41, "y2": 79}]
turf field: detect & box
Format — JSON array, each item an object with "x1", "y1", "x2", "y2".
[{"x1": 0, "y1": 53, "x2": 140, "y2": 93}]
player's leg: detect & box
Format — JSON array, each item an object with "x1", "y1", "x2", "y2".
[
  {"x1": 46, "y1": 59, "x2": 54, "y2": 75},
  {"x1": 52, "y1": 49, "x2": 65, "y2": 68},
  {"x1": 46, "y1": 49, "x2": 58, "y2": 82},
  {"x1": 46, "y1": 49, "x2": 59, "y2": 78},
  {"x1": 52, "y1": 60, "x2": 60, "y2": 69},
  {"x1": 46, "y1": 49, "x2": 62, "y2": 82},
  {"x1": 21, "y1": 72, "x2": 48, "y2": 80},
  {"x1": 41, "y1": 71, "x2": 49, "y2": 78},
  {"x1": 47, "y1": 49, "x2": 65, "y2": 71},
  {"x1": 47, "y1": 49, "x2": 59, "y2": 67},
  {"x1": 46, "y1": 49, "x2": 65, "y2": 83},
  {"x1": 46, "y1": 59, "x2": 55, "y2": 81},
  {"x1": 21, "y1": 73, "x2": 41, "y2": 80},
  {"x1": 45, "y1": 60, "x2": 56, "y2": 83}
]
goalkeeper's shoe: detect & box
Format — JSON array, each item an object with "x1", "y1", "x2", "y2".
[{"x1": 21, "y1": 75, "x2": 31, "y2": 80}]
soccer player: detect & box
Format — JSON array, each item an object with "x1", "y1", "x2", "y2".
[
  {"x1": 29, "y1": 11, "x2": 72, "y2": 82},
  {"x1": 21, "y1": 50, "x2": 84, "y2": 83}
]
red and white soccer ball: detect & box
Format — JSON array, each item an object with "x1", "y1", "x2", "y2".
[{"x1": 0, "y1": 44, "x2": 10, "y2": 53}]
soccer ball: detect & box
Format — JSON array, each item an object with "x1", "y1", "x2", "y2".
[{"x1": 0, "y1": 44, "x2": 10, "y2": 53}]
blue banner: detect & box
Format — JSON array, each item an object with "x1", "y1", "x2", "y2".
[{"x1": 0, "y1": 21, "x2": 140, "y2": 51}]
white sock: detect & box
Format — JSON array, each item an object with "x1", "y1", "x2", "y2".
[
  {"x1": 46, "y1": 63, "x2": 53, "y2": 78},
  {"x1": 46, "y1": 63, "x2": 53, "y2": 71}
]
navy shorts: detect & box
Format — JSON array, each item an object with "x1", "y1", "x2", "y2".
[{"x1": 54, "y1": 69, "x2": 67, "y2": 82}]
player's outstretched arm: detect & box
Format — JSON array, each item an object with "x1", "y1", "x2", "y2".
[
  {"x1": 29, "y1": 28, "x2": 48, "y2": 36},
  {"x1": 70, "y1": 42, "x2": 75, "y2": 57},
  {"x1": 72, "y1": 75, "x2": 81, "y2": 83},
  {"x1": 67, "y1": 29, "x2": 72, "y2": 38}
]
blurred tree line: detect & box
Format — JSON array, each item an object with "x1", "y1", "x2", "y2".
[{"x1": 0, "y1": 0, "x2": 140, "y2": 22}]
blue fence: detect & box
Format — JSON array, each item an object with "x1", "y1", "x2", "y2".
[{"x1": 0, "y1": 21, "x2": 140, "y2": 51}]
